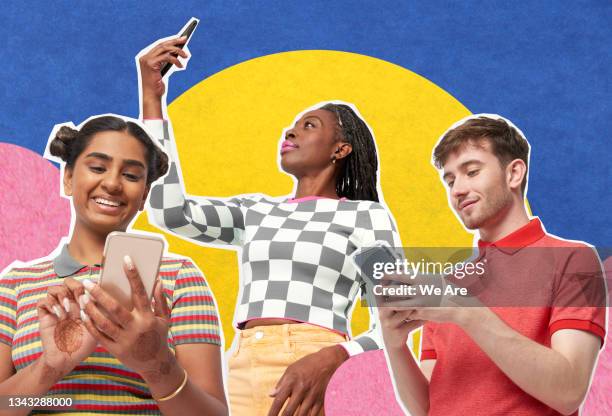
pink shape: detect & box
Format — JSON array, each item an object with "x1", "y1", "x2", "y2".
[
  {"x1": 582, "y1": 256, "x2": 612, "y2": 415},
  {"x1": 325, "y1": 350, "x2": 404, "y2": 415},
  {"x1": 0, "y1": 143, "x2": 71, "y2": 271}
]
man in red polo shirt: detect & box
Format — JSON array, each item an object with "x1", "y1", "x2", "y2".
[{"x1": 380, "y1": 115, "x2": 607, "y2": 416}]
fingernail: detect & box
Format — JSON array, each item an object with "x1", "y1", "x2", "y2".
[
  {"x1": 63, "y1": 298, "x2": 70, "y2": 313},
  {"x1": 83, "y1": 279, "x2": 95, "y2": 290},
  {"x1": 79, "y1": 294, "x2": 90, "y2": 309},
  {"x1": 53, "y1": 305, "x2": 62, "y2": 319},
  {"x1": 268, "y1": 388, "x2": 277, "y2": 396},
  {"x1": 80, "y1": 310, "x2": 89, "y2": 322},
  {"x1": 123, "y1": 255, "x2": 135, "y2": 271}
]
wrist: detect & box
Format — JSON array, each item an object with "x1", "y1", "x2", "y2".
[
  {"x1": 36, "y1": 355, "x2": 69, "y2": 384},
  {"x1": 458, "y1": 307, "x2": 489, "y2": 331},
  {"x1": 139, "y1": 348, "x2": 182, "y2": 388},
  {"x1": 383, "y1": 335, "x2": 409, "y2": 353},
  {"x1": 143, "y1": 360, "x2": 185, "y2": 399},
  {"x1": 142, "y1": 94, "x2": 163, "y2": 117},
  {"x1": 142, "y1": 92, "x2": 162, "y2": 105},
  {"x1": 321, "y1": 344, "x2": 349, "y2": 366}
]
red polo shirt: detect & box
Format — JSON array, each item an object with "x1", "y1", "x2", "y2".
[{"x1": 421, "y1": 218, "x2": 607, "y2": 416}]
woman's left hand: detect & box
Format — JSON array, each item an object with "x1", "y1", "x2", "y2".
[
  {"x1": 64, "y1": 257, "x2": 178, "y2": 383},
  {"x1": 267, "y1": 345, "x2": 348, "y2": 416}
]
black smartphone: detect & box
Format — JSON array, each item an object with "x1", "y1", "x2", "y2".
[
  {"x1": 352, "y1": 242, "x2": 401, "y2": 285},
  {"x1": 160, "y1": 18, "x2": 199, "y2": 77}
]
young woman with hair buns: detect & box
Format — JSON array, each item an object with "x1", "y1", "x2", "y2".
[{"x1": 0, "y1": 116, "x2": 228, "y2": 415}]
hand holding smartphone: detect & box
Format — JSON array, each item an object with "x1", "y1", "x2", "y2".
[
  {"x1": 100, "y1": 232, "x2": 164, "y2": 310},
  {"x1": 160, "y1": 17, "x2": 199, "y2": 77}
]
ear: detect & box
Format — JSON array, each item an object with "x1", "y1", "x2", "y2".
[
  {"x1": 63, "y1": 168, "x2": 74, "y2": 197},
  {"x1": 333, "y1": 142, "x2": 353, "y2": 161},
  {"x1": 506, "y1": 159, "x2": 527, "y2": 192},
  {"x1": 139, "y1": 185, "x2": 150, "y2": 211}
]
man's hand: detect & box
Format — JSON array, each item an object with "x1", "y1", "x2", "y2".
[
  {"x1": 375, "y1": 270, "x2": 484, "y2": 330},
  {"x1": 379, "y1": 306, "x2": 424, "y2": 351},
  {"x1": 267, "y1": 345, "x2": 348, "y2": 416}
]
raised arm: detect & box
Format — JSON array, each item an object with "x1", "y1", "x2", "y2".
[{"x1": 137, "y1": 38, "x2": 247, "y2": 246}]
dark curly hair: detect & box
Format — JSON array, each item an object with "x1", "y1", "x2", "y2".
[{"x1": 49, "y1": 116, "x2": 168, "y2": 185}]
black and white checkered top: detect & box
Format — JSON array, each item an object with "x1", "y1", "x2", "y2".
[{"x1": 144, "y1": 120, "x2": 402, "y2": 356}]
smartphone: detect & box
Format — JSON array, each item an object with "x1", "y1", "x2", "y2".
[
  {"x1": 352, "y1": 241, "x2": 401, "y2": 285},
  {"x1": 160, "y1": 17, "x2": 199, "y2": 77},
  {"x1": 100, "y1": 232, "x2": 164, "y2": 310}
]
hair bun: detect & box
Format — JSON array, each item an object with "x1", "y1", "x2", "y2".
[{"x1": 49, "y1": 126, "x2": 79, "y2": 161}]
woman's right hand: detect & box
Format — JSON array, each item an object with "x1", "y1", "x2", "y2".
[
  {"x1": 138, "y1": 37, "x2": 188, "y2": 102},
  {"x1": 36, "y1": 285, "x2": 97, "y2": 381}
]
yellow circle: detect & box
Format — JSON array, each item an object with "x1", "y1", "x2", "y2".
[{"x1": 135, "y1": 50, "x2": 473, "y2": 349}]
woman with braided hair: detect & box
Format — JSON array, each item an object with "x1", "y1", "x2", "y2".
[{"x1": 139, "y1": 36, "x2": 403, "y2": 416}]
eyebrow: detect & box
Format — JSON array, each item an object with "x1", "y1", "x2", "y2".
[
  {"x1": 442, "y1": 159, "x2": 483, "y2": 181},
  {"x1": 84, "y1": 152, "x2": 146, "y2": 169},
  {"x1": 301, "y1": 115, "x2": 323, "y2": 125}
]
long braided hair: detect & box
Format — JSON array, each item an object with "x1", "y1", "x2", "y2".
[{"x1": 319, "y1": 103, "x2": 379, "y2": 202}]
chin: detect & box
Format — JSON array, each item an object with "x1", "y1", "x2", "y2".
[
  {"x1": 460, "y1": 213, "x2": 483, "y2": 230},
  {"x1": 87, "y1": 216, "x2": 130, "y2": 235},
  {"x1": 279, "y1": 159, "x2": 299, "y2": 177}
]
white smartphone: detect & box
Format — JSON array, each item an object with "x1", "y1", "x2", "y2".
[{"x1": 100, "y1": 232, "x2": 164, "y2": 310}]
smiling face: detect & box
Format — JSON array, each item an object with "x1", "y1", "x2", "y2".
[
  {"x1": 279, "y1": 109, "x2": 350, "y2": 177},
  {"x1": 63, "y1": 130, "x2": 149, "y2": 236},
  {"x1": 442, "y1": 140, "x2": 513, "y2": 230}
]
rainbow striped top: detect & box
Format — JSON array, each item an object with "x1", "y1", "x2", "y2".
[{"x1": 0, "y1": 245, "x2": 222, "y2": 415}]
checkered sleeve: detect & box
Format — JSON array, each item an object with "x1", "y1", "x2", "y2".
[
  {"x1": 0, "y1": 269, "x2": 17, "y2": 346},
  {"x1": 143, "y1": 119, "x2": 246, "y2": 246},
  {"x1": 341, "y1": 203, "x2": 404, "y2": 356},
  {"x1": 169, "y1": 259, "x2": 222, "y2": 346}
]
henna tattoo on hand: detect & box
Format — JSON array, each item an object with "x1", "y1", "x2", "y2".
[
  {"x1": 143, "y1": 368, "x2": 162, "y2": 383},
  {"x1": 54, "y1": 319, "x2": 83, "y2": 355},
  {"x1": 39, "y1": 362, "x2": 62, "y2": 385},
  {"x1": 132, "y1": 330, "x2": 161, "y2": 361},
  {"x1": 160, "y1": 349, "x2": 173, "y2": 375},
  {"x1": 134, "y1": 281, "x2": 147, "y2": 297},
  {"x1": 142, "y1": 349, "x2": 174, "y2": 383}
]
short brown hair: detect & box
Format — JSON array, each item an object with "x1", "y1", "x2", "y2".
[{"x1": 433, "y1": 116, "x2": 530, "y2": 193}]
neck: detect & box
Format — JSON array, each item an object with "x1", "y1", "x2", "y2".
[
  {"x1": 294, "y1": 169, "x2": 339, "y2": 199},
  {"x1": 68, "y1": 221, "x2": 111, "y2": 266},
  {"x1": 479, "y1": 197, "x2": 530, "y2": 243}
]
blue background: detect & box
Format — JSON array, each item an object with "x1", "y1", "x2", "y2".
[{"x1": 1, "y1": 0, "x2": 610, "y2": 248}]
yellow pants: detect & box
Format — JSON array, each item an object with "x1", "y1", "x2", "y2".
[{"x1": 228, "y1": 323, "x2": 347, "y2": 416}]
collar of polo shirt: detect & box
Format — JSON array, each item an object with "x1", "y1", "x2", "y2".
[
  {"x1": 477, "y1": 217, "x2": 546, "y2": 256},
  {"x1": 53, "y1": 244, "x2": 101, "y2": 278}
]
